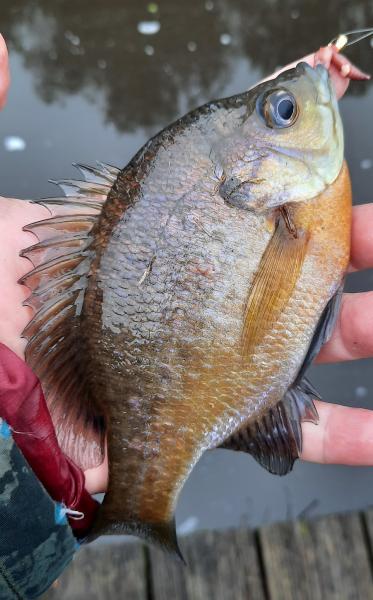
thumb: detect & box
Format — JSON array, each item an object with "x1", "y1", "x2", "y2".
[{"x1": 0, "y1": 34, "x2": 10, "y2": 110}]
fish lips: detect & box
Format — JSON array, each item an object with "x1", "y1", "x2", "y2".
[{"x1": 294, "y1": 61, "x2": 334, "y2": 105}]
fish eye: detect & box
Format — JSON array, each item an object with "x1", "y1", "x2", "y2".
[{"x1": 257, "y1": 90, "x2": 298, "y2": 129}]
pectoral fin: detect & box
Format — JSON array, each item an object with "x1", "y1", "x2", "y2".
[{"x1": 242, "y1": 209, "x2": 310, "y2": 356}]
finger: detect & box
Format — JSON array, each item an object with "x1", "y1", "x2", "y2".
[
  {"x1": 317, "y1": 292, "x2": 373, "y2": 363},
  {"x1": 0, "y1": 34, "x2": 10, "y2": 110},
  {"x1": 316, "y1": 203, "x2": 373, "y2": 364},
  {"x1": 308, "y1": 49, "x2": 350, "y2": 98},
  {"x1": 262, "y1": 52, "x2": 351, "y2": 100},
  {"x1": 302, "y1": 400, "x2": 373, "y2": 466},
  {"x1": 84, "y1": 442, "x2": 108, "y2": 494},
  {"x1": 304, "y1": 54, "x2": 349, "y2": 99},
  {"x1": 312, "y1": 45, "x2": 370, "y2": 96},
  {"x1": 327, "y1": 63, "x2": 350, "y2": 100},
  {"x1": 325, "y1": 45, "x2": 370, "y2": 81},
  {"x1": 349, "y1": 204, "x2": 373, "y2": 272}
]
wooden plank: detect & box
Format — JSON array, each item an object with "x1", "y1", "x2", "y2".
[
  {"x1": 42, "y1": 541, "x2": 147, "y2": 600},
  {"x1": 149, "y1": 528, "x2": 266, "y2": 600},
  {"x1": 362, "y1": 507, "x2": 373, "y2": 569},
  {"x1": 259, "y1": 512, "x2": 373, "y2": 600}
]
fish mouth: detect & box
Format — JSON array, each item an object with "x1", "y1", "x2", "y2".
[
  {"x1": 295, "y1": 61, "x2": 334, "y2": 105},
  {"x1": 294, "y1": 61, "x2": 343, "y2": 188}
]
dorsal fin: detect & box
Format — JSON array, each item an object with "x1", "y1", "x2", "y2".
[{"x1": 20, "y1": 162, "x2": 120, "y2": 470}]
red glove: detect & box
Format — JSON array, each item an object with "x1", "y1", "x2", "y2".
[{"x1": 0, "y1": 342, "x2": 99, "y2": 537}]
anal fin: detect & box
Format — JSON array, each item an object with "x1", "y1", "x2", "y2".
[
  {"x1": 220, "y1": 284, "x2": 344, "y2": 475},
  {"x1": 219, "y1": 378, "x2": 319, "y2": 476}
]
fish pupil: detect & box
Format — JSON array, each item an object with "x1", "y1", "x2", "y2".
[{"x1": 277, "y1": 98, "x2": 294, "y2": 121}]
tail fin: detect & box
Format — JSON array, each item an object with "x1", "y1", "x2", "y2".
[{"x1": 89, "y1": 503, "x2": 184, "y2": 561}]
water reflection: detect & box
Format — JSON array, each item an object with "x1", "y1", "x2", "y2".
[
  {"x1": 2, "y1": 0, "x2": 372, "y2": 133},
  {"x1": 229, "y1": 0, "x2": 373, "y2": 81},
  {"x1": 2, "y1": 0, "x2": 233, "y2": 132}
]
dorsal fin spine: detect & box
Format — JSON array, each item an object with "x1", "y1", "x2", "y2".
[{"x1": 20, "y1": 162, "x2": 120, "y2": 470}]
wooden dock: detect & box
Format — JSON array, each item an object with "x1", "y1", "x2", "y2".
[{"x1": 43, "y1": 509, "x2": 373, "y2": 599}]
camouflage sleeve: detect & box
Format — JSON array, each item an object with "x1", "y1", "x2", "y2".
[{"x1": 0, "y1": 419, "x2": 77, "y2": 600}]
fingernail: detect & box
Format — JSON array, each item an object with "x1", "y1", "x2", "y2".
[{"x1": 0, "y1": 34, "x2": 7, "y2": 59}]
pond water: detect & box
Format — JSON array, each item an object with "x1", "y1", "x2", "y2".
[{"x1": 1, "y1": 0, "x2": 373, "y2": 536}]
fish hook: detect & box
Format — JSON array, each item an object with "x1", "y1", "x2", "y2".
[{"x1": 328, "y1": 27, "x2": 373, "y2": 51}]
